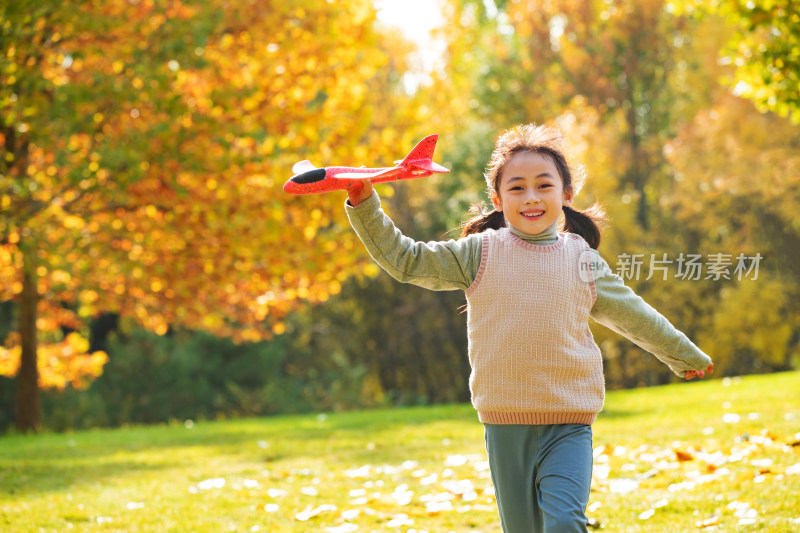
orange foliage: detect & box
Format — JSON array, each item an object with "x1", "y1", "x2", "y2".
[{"x1": 0, "y1": 0, "x2": 422, "y2": 391}]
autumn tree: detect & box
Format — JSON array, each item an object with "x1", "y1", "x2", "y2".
[
  {"x1": 0, "y1": 0, "x2": 417, "y2": 431},
  {"x1": 662, "y1": 93, "x2": 800, "y2": 374},
  {"x1": 671, "y1": 0, "x2": 800, "y2": 123}
]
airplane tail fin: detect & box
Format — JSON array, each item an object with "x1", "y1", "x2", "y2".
[{"x1": 399, "y1": 134, "x2": 439, "y2": 166}]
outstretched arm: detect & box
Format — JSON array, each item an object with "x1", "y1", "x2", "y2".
[
  {"x1": 345, "y1": 184, "x2": 481, "y2": 291},
  {"x1": 588, "y1": 251, "x2": 713, "y2": 379}
]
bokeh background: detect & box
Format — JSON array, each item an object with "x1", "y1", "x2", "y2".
[{"x1": 1, "y1": 0, "x2": 798, "y2": 433}]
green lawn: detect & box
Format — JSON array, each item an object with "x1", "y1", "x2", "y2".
[{"x1": 2, "y1": 372, "x2": 799, "y2": 532}]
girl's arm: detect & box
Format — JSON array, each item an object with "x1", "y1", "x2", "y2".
[
  {"x1": 588, "y1": 251, "x2": 713, "y2": 379},
  {"x1": 345, "y1": 183, "x2": 482, "y2": 291}
]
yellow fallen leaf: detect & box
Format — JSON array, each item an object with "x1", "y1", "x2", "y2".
[{"x1": 695, "y1": 516, "x2": 720, "y2": 528}]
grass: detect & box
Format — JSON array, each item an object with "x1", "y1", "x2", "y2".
[{"x1": 1, "y1": 372, "x2": 799, "y2": 532}]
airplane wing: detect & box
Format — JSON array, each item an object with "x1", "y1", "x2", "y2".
[
  {"x1": 409, "y1": 160, "x2": 450, "y2": 173},
  {"x1": 334, "y1": 166, "x2": 402, "y2": 180},
  {"x1": 292, "y1": 160, "x2": 318, "y2": 174}
]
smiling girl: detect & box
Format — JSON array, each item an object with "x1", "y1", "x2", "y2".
[{"x1": 344, "y1": 124, "x2": 713, "y2": 533}]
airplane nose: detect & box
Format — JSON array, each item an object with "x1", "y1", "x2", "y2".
[
  {"x1": 291, "y1": 168, "x2": 326, "y2": 184},
  {"x1": 284, "y1": 167, "x2": 327, "y2": 193}
]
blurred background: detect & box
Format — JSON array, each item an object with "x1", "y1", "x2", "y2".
[{"x1": 1, "y1": 0, "x2": 798, "y2": 433}]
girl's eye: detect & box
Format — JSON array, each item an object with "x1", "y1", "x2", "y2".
[{"x1": 509, "y1": 186, "x2": 523, "y2": 191}]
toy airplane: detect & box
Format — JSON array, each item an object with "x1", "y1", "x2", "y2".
[{"x1": 283, "y1": 134, "x2": 450, "y2": 195}]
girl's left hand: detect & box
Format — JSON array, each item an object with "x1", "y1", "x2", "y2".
[{"x1": 685, "y1": 363, "x2": 714, "y2": 380}]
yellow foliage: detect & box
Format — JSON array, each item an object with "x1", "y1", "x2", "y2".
[
  {"x1": 63, "y1": 215, "x2": 85, "y2": 229},
  {"x1": 699, "y1": 279, "x2": 795, "y2": 371},
  {"x1": 0, "y1": 332, "x2": 108, "y2": 391}
]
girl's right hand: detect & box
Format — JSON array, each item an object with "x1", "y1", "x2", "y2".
[
  {"x1": 347, "y1": 179, "x2": 373, "y2": 206},
  {"x1": 685, "y1": 362, "x2": 714, "y2": 380}
]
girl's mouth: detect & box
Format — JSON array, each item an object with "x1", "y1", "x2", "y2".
[{"x1": 521, "y1": 210, "x2": 544, "y2": 220}]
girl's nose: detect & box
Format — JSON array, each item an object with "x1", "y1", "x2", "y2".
[{"x1": 524, "y1": 191, "x2": 541, "y2": 204}]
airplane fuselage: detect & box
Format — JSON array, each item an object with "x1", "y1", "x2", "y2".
[{"x1": 284, "y1": 165, "x2": 423, "y2": 195}]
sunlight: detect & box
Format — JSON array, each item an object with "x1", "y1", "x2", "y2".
[
  {"x1": 374, "y1": 0, "x2": 446, "y2": 91},
  {"x1": 374, "y1": 0, "x2": 444, "y2": 46}
]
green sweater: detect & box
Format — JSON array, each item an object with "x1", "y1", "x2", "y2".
[{"x1": 346, "y1": 192, "x2": 712, "y2": 377}]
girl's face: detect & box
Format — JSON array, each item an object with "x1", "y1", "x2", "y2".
[{"x1": 490, "y1": 151, "x2": 574, "y2": 235}]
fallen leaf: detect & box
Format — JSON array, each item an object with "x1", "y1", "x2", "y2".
[
  {"x1": 295, "y1": 504, "x2": 337, "y2": 522},
  {"x1": 638, "y1": 509, "x2": 655, "y2": 520},
  {"x1": 325, "y1": 524, "x2": 358, "y2": 533},
  {"x1": 426, "y1": 500, "x2": 454, "y2": 514},
  {"x1": 197, "y1": 478, "x2": 225, "y2": 490},
  {"x1": 675, "y1": 449, "x2": 694, "y2": 462},
  {"x1": 608, "y1": 478, "x2": 639, "y2": 494},
  {"x1": 444, "y1": 455, "x2": 468, "y2": 467},
  {"x1": 386, "y1": 514, "x2": 414, "y2": 527},
  {"x1": 695, "y1": 516, "x2": 720, "y2": 528}
]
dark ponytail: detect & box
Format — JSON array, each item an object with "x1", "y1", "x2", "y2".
[
  {"x1": 460, "y1": 202, "x2": 506, "y2": 237},
  {"x1": 562, "y1": 203, "x2": 606, "y2": 249}
]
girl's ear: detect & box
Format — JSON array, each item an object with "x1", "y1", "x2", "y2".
[
  {"x1": 562, "y1": 186, "x2": 574, "y2": 207},
  {"x1": 490, "y1": 190, "x2": 502, "y2": 212}
]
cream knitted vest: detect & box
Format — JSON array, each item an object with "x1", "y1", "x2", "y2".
[{"x1": 465, "y1": 228, "x2": 604, "y2": 425}]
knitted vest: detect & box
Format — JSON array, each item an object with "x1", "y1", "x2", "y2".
[{"x1": 465, "y1": 228, "x2": 604, "y2": 425}]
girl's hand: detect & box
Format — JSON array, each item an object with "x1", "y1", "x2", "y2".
[
  {"x1": 347, "y1": 179, "x2": 373, "y2": 206},
  {"x1": 685, "y1": 363, "x2": 714, "y2": 380}
]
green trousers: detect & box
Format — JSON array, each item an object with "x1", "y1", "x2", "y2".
[{"x1": 484, "y1": 424, "x2": 593, "y2": 533}]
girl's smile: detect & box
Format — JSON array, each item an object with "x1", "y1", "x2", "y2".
[
  {"x1": 521, "y1": 209, "x2": 545, "y2": 220},
  {"x1": 491, "y1": 151, "x2": 574, "y2": 235}
]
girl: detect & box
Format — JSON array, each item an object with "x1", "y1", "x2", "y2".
[{"x1": 344, "y1": 124, "x2": 713, "y2": 533}]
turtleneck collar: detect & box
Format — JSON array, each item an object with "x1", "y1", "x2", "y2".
[{"x1": 507, "y1": 220, "x2": 559, "y2": 246}]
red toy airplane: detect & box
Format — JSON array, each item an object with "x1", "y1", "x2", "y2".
[{"x1": 283, "y1": 134, "x2": 450, "y2": 195}]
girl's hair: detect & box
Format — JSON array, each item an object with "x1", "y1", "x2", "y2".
[{"x1": 460, "y1": 124, "x2": 606, "y2": 249}]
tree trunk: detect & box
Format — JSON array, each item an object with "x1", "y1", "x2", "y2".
[
  {"x1": 626, "y1": 102, "x2": 649, "y2": 231},
  {"x1": 16, "y1": 249, "x2": 40, "y2": 433}
]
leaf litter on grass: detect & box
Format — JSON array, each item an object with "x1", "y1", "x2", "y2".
[
  {"x1": 587, "y1": 422, "x2": 800, "y2": 530},
  {"x1": 312, "y1": 451, "x2": 497, "y2": 531},
  {"x1": 10, "y1": 375, "x2": 795, "y2": 532},
  {"x1": 230, "y1": 422, "x2": 800, "y2": 532}
]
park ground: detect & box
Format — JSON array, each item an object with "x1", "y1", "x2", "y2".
[{"x1": 1, "y1": 371, "x2": 799, "y2": 532}]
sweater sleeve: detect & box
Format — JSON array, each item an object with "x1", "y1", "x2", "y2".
[
  {"x1": 588, "y1": 250, "x2": 712, "y2": 377},
  {"x1": 345, "y1": 191, "x2": 482, "y2": 291}
]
